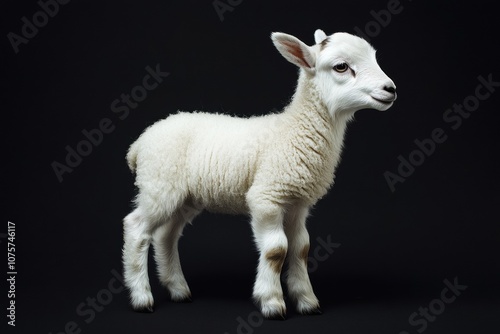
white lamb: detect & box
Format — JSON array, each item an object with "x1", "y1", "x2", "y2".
[{"x1": 122, "y1": 29, "x2": 397, "y2": 319}]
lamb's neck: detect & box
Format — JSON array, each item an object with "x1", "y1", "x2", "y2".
[
  {"x1": 285, "y1": 70, "x2": 352, "y2": 154},
  {"x1": 275, "y1": 71, "x2": 352, "y2": 203}
]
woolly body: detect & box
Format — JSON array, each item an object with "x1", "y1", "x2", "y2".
[
  {"x1": 127, "y1": 72, "x2": 346, "y2": 218},
  {"x1": 122, "y1": 29, "x2": 396, "y2": 319}
]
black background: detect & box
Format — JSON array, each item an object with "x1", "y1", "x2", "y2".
[{"x1": 3, "y1": 0, "x2": 499, "y2": 333}]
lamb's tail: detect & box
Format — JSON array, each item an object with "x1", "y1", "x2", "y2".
[{"x1": 126, "y1": 139, "x2": 140, "y2": 173}]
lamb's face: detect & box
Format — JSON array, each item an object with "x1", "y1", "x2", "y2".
[
  {"x1": 314, "y1": 32, "x2": 397, "y2": 114},
  {"x1": 271, "y1": 30, "x2": 397, "y2": 117}
]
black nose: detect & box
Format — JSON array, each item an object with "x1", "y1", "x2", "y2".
[{"x1": 384, "y1": 86, "x2": 396, "y2": 94}]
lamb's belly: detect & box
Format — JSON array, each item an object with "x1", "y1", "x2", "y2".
[
  {"x1": 202, "y1": 192, "x2": 249, "y2": 215},
  {"x1": 188, "y1": 163, "x2": 252, "y2": 215},
  {"x1": 190, "y1": 177, "x2": 249, "y2": 214}
]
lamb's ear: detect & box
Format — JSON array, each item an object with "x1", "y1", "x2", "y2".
[
  {"x1": 314, "y1": 29, "x2": 327, "y2": 44},
  {"x1": 271, "y1": 32, "x2": 315, "y2": 71}
]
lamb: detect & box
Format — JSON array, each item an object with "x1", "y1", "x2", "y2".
[{"x1": 122, "y1": 29, "x2": 397, "y2": 319}]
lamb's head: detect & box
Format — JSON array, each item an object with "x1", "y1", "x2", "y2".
[{"x1": 272, "y1": 29, "x2": 397, "y2": 116}]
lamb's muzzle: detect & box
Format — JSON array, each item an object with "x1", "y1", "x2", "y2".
[
  {"x1": 122, "y1": 28, "x2": 396, "y2": 319},
  {"x1": 372, "y1": 86, "x2": 397, "y2": 104}
]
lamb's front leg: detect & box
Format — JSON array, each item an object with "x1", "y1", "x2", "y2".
[
  {"x1": 284, "y1": 206, "x2": 321, "y2": 315},
  {"x1": 250, "y1": 201, "x2": 288, "y2": 319}
]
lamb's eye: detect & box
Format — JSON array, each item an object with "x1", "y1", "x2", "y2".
[{"x1": 333, "y1": 63, "x2": 349, "y2": 73}]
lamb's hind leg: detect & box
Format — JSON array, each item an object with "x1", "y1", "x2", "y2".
[
  {"x1": 152, "y1": 204, "x2": 201, "y2": 302},
  {"x1": 284, "y1": 206, "x2": 321, "y2": 315},
  {"x1": 122, "y1": 207, "x2": 156, "y2": 312}
]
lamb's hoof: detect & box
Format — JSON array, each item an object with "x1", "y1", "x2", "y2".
[
  {"x1": 174, "y1": 295, "x2": 192, "y2": 303},
  {"x1": 295, "y1": 297, "x2": 321, "y2": 315},
  {"x1": 301, "y1": 307, "x2": 322, "y2": 315},
  {"x1": 130, "y1": 290, "x2": 154, "y2": 313},
  {"x1": 168, "y1": 285, "x2": 192, "y2": 303},
  {"x1": 134, "y1": 304, "x2": 154, "y2": 313},
  {"x1": 260, "y1": 302, "x2": 287, "y2": 320}
]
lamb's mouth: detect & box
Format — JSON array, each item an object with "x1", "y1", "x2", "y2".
[{"x1": 372, "y1": 96, "x2": 395, "y2": 105}]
